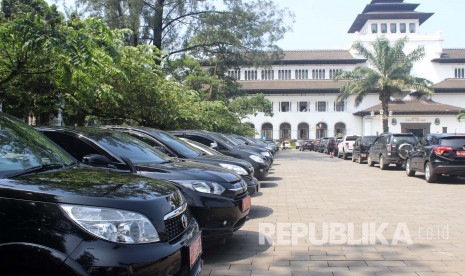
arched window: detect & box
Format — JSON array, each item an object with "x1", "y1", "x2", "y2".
[
  {"x1": 261, "y1": 123, "x2": 273, "y2": 140},
  {"x1": 334, "y1": 122, "x2": 346, "y2": 137},
  {"x1": 280, "y1": 123, "x2": 291, "y2": 140},
  {"x1": 316, "y1": 122, "x2": 327, "y2": 139},
  {"x1": 298, "y1": 123, "x2": 309, "y2": 139}
]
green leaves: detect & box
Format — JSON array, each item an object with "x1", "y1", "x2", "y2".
[{"x1": 337, "y1": 37, "x2": 433, "y2": 132}]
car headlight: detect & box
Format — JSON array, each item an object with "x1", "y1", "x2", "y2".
[
  {"x1": 250, "y1": 154, "x2": 265, "y2": 164},
  {"x1": 60, "y1": 204, "x2": 159, "y2": 244},
  {"x1": 219, "y1": 163, "x2": 248, "y2": 175},
  {"x1": 172, "y1": 180, "x2": 226, "y2": 195},
  {"x1": 260, "y1": 151, "x2": 271, "y2": 157}
]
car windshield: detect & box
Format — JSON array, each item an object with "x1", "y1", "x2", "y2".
[
  {"x1": 146, "y1": 129, "x2": 203, "y2": 158},
  {"x1": 84, "y1": 130, "x2": 170, "y2": 165},
  {"x1": 346, "y1": 136, "x2": 358, "y2": 141},
  {"x1": 362, "y1": 136, "x2": 377, "y2": 145},
  {"x1": 212, "y1": 133, "x2": 239, "y2": 147},
  {"x1": 440, "y1": 137, "x2": 465, "y2": 147},
  {"x1": 0, "y1": 114, "x2": 74, "y2": 177}
]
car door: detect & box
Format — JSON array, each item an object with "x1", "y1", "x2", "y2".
[
  {"x1": 410, "y1": 136, "x2": 426, "y2": 171},
  {"x1": 370, "y1": 137, "x2": 382, "y2": 162}
]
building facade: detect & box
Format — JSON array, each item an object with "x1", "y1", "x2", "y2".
[{"x1": 237, "y1": 0, "x2": 465, "y2": 140}]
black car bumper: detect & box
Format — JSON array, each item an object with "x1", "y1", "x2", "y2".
[
  {"x1": 242, "y1": 175, "x2": 259, "y2": 195},
  {"x1": 68, "y1": 219, "x2": 202, "y2": 276},
  {"x1": 432, "y1": 163, "x2": 465, "y2": 176},
  {"x1": 253, "y1": 163, "x2": 270, "y2": 180},
  {"x1": 181, "y1": 189, "x2": 250, "y2": 242}
]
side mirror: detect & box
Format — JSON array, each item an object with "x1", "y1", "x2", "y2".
[
  {"x1": 210, "y1": 142, "x2": 218, "y2": 149},
  {"x1": 82, "y1": 154, "x2": 111, "y2": 166}
]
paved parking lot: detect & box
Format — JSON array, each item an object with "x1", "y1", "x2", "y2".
[{"x1": 201, "y1": 149, "x2": 465, "y2": 276}]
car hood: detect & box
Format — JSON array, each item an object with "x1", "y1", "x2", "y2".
[
  {"x1": 189, "y1": 155, "x2": 253, "y2": 173},
  {"x1": 137, "y1": 160, "x2": 241, "y2": 183},
  {"x1": 0, "y1": 165, "x2": 178, "y2": 205}
]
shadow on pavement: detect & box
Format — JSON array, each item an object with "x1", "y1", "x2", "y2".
[
  {"x1": 259, "y1": 182, "x2": 278, "y2": 188},
  {"x1": 247, "y1": 205, "x2": 273, "y2": 219}
]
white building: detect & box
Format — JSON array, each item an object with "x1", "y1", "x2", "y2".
[{"x1": 236, "y1": 0, "x2": 465, "y2": 140}]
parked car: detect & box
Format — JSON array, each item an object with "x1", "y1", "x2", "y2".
[
  {"x1": 0, "y1": 113, "x2": 202, "y2": 275},
  {"x1": 105, "y1": 126, "x2": 260, "y2": 195},
  {"x1": 367, "y1": 133, "x2": 417, "y2": 170},
  {"x1": 39, "y1": 127, "x2": 250, "y2": 244},
  {"x1": 317, "y1": 137, "x2": 330, "y2": 153},
  {"x1": 281, "y1": 140, "x2": 291, "y2": 150},
  {"x1": 295, "y1": 139, "x2": 303, "y2": 150},
  {"x1": 352, "y1": 135, "x2": 378, "y2": 163},
  {"x1": 231, "y1": 135, "x2": 277, "y2": 154},
  {"x1": 300, "y1": 139, "x2": 314, "y2": 151},
  {"x1": 406, "y1": 133, "x2": 465, "y2": 183},
  {"x1": 171, "y1": 130, "x2": 270, "y2": 180},
  {"x1": 324, "y1": 137, "x2": 338, "y2": 155},
  {"x1": 337, "y1": 135, "x2": 359, "y2": 159}
]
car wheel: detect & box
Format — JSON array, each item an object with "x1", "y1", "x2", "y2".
[
  {"x1": 342, "y1": 151, "x2": 347, "y2": 160},
  {"x1": 425, "y1": 162, "x2": 437, "y2": 183},
  {"x1": 379, "y1": 155, "x2": 387, "y2": 170},
  {"x1": 367, "y1": 155, "x2": 374, "y2": 167},
  {"x1": 406, "y1": 159, "x2": 415, "y2": 177}
]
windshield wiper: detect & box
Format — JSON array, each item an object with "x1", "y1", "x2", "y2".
[{"x1": 5, "y1": 163, "x2": 65, "y2": 178}]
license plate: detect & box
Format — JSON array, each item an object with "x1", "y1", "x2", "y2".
[
  {"x1": 361, "y1": 154, "x2": 366, "y2": 158},
  {"x1": 457, "y1": 150, "x2": 465, "y2": 156},
  {"x1": 189, "y1": 234, "x2": 202, "y2": 269},
  {"x1": 242, "y1": 196, "x2": 251, "y2": 212}
]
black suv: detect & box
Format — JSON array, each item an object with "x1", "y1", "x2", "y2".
[
  {"x1": 170, "y1": 130, "x2": 270, "y2": 180},
  {"x1": 105, "y1": 126, "x2": 260, "y2": 195},
  {"x1": 367, "y1": 133, "x2": 417, "y2": 170},
  {"x1": 406, "y1": 134, "x2": 465, "y2": 183},
  {"x1": 39, "y1": 127, "x2": 250, "y2": 243},
  {"x1": 0, "y1": 113, "x2": 202, "y2": 275},
  {"x1": 352, "y1": 135, "x2": 377, "y2": 163}
]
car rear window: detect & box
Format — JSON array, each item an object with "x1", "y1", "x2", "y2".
[
  {"x1": 440, "y1": 137, "x2": 465, "y2": 147},
  {"x1": 346, "y1": 136, "x2": 358, "y2": 141},
  {"x1": 390, "y1": 135, "x2": 416, "y2": 144}
]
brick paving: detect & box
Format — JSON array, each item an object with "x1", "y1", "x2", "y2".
[{"x1": 200, "y1": 149, "x2": 465, "y2": 276}]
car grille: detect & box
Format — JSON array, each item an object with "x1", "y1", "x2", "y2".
[
  {"x1": 242, "y1": 175, "x2": 254, "y2": 182},
  {"x1": 164, "y1": 208, "x2": 193, "y2": 240}
]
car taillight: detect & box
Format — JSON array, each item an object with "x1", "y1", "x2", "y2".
[
  {"x1": 433, "y1": 146, "x2": 453, "y2": 156},
  {"x1": 387, "y1": 144, "x2": 392, "y2": 151}
]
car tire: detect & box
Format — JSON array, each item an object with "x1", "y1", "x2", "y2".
[
  {"x1": 379, "y1": 155, "x2": 387, "y2": 170},
  {"x1": 425, "y1": 162, "x2": 437, "y2": 183},
  {"x1": 367, "y1": 155, "x2": 374, "y2": 167},
  {"x1": 406, "y1": 159, "x2": 415, "y2": 177},
  {"x1": 343, "y1": 151, "x2": 347, "y2": 160}
]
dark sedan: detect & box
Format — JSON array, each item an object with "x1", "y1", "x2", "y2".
[
  {"x1": 351, "y1": 135, "x2": 377, "y2": 163},
  {"x1": 300, "y1": 140, "x2": 314, "y2": 151},
  {"x1": 171, "y1": 130, "x2": 270, "y2": 180},
  {"x1": 0, "y1": 113, "x2": 202, "y2": 275},
  {"x1": 105, "y1": 126, "x2": 260, "y2": 195},
  {"x1": 406, "y1": 133, "x2": 465, "y2": 183},
  {"x1": 39, "y1": 127, "x2": 251, "y2": 243}
]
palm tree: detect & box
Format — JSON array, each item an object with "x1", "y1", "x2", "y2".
[
  {"x1": 336, "y1": 37, "x2": 433, "y2": 133},
  {"x1": 459, "y1": 110, "x2": 465, "y2": 121}
]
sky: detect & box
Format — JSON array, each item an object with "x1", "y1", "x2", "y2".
[{"x1": 274, "y1": 0, "x2": 465, "y2": 50}]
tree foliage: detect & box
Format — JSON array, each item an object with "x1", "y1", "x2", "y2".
[
  {"x1": 336, "y1": 37, "x2": 433, "y2": 132},
  {"x1": 0, "y1": 0, "x2": 273, "y2": 135}
]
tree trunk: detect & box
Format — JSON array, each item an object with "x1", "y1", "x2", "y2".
[
  {"x1": 153, "y1": 0, "x2": 164, "y2": 51},
  {"x1": 381, "y1": 95, "x2": 389, "y2": 133}
]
